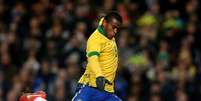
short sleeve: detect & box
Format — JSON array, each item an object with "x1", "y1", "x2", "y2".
[{"x1": 86, "y1": 38, "x2": 101, "y2": 57}]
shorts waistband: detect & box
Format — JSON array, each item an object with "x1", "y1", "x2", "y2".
[{"x1": 78, "y1": 83, "x2": 114, "y2": 94}]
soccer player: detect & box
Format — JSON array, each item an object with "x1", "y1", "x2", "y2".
[{"x1": 72, "y1": 12, "x2": 122, "y2": 101}]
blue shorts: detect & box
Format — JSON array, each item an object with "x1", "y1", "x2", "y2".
[{"x1": 72, "y1": 85, "x2": 122, "y2": 101}]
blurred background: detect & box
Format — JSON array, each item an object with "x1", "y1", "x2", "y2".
[{"x1": 0, "y1": 0, "x2": 201, "y2": 101}]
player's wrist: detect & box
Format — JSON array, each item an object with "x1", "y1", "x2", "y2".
[{"x1": 96, "y1": 76, "x2": 106, "y2": 91}]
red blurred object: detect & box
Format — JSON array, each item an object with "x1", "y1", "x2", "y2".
[{"x1": 19, "y1": 91, "x2": 47, "y2": 101}]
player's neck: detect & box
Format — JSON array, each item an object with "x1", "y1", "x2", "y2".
[
  {"x1": 98, "y1": 26, "x2": 113, "y2": 40},
  {"x1": 98, "y1": 26, "x2": 106, "y2": 36}
]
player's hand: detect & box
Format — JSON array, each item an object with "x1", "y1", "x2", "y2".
[{"x1": 96, "y1": 76, "x2": 112, "y2": 91}]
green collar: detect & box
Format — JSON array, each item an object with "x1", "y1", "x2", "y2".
[{"x1": 98, "y1": 25, "x2": 107, "y2": 36}]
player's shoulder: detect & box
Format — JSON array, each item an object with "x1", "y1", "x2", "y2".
[{"x1": 87, "y1": 29, "x2": 102, "y2": 42}]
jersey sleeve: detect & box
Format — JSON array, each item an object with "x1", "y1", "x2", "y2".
[{"x1": 86, "y1": 38, "x2": 101, "y2": 57}]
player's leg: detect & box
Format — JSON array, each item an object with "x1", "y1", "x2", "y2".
[
  {"x1": 72, "y1": 85, "x2": 91, "y2": 101},
  {"x1": 72, "y1": 85, "x2": 107, "y2": 101},
  {"x1": 89, "y1": 87, "x2": 108, "y2": 101},
  {"x1": 105, "y1": 94, "x2": 122, "y2": 101}
]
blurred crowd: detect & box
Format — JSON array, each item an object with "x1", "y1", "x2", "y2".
[{"x1": 0, "y1": 0, "x2": 201, "y2": 101}]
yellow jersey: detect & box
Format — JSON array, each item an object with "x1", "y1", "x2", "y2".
[{"x1": 78, "y1": 25, "x2": 118, "y2": 93}]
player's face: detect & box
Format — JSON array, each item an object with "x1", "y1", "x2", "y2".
[{"x1": 105, "y1": 18, "x2": 121, "y2": 39}]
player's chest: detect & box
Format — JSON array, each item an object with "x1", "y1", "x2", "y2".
[{"x1": 100, "y1": 40, "x2": 118, "y2": 54}]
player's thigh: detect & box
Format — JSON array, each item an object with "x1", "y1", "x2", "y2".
[
  {"x1": 72, "y1": 92, "x2": 88, "y2": 101},
  {"x1": 72, "y1": 86, "x2": 90, "y2": 101},
  {"x1": 72, "y1": 86, "x2": 107, "y2": 101},
  {"x1": 89, "y1": 88, "x2": 108, "y2": 101},
  {"x1": 72, "y1": 93, "x2": 87, "y2": 101},
  {"x1": 105, "y1": 94, "x2": 122, "y2": 101}
]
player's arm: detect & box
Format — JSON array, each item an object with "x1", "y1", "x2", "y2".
[
  {"x1": 87, "y1": 39, "x2": 103, "y2": 77},
  {"x1": 87, "y1": 39, "x2": 111, "y2": 90},
  {"x1": 88, "y1": 54, "x2": 111, "y2": 91},
  {"x1": 88, "y1": 54, "x2": 103, "y2": 77}
]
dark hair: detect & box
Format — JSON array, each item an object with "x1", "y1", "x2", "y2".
[{"x1": 104, "y1": 11, "x2": 122, "y2": 24}]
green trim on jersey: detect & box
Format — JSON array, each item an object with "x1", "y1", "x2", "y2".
[
  {"x1": 98, "y1": 26, "x2": 107, "y2": 36},
  {"x1": 87, "y1": 51, "x2": 100, "y2": 57}
]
